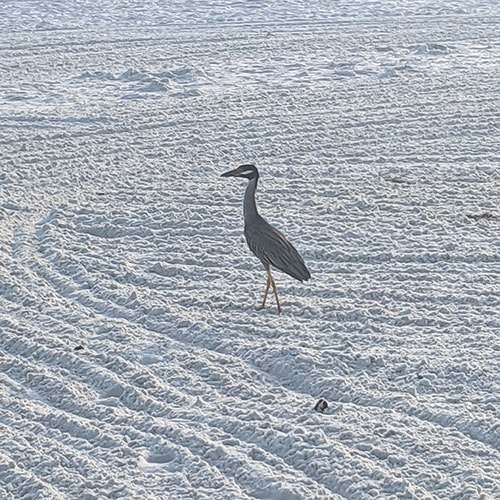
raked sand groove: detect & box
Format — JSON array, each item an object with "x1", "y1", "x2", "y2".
[{"x1": 1, "y1": 1, "x2": 499, "y2": 499}]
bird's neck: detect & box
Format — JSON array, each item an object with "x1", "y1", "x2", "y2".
[{"x1": 244, "y1": 176, "x2": 259, "y2": 220}]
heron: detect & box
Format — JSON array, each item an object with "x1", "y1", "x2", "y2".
[{"x1": 221, "y1": 164, "x2": 310, "y2": 313}]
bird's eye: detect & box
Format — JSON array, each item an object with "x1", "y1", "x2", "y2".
[{"x1": 239, "y1": 170, "x2": 254, "y2": 176}]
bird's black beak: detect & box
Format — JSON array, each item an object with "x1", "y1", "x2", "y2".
[{"x1": 221, "y1": 168, "x2": 239, "y2": 178}]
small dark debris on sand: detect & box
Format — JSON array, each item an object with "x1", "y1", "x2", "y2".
[
  {"x1": 465, "y1": 212, "x2": 495, "y2": 221},
  {"x1": 314, "y1": 398, "x2": 328, "y2": 413}
]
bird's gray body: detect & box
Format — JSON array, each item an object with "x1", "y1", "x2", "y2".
[{"x1": 243, "y1": 175, "x2": 310, "y2": 282}]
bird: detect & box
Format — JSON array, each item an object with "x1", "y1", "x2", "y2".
[{"x1": 221, "y1": 164, "x2": 310, "y2": 313}]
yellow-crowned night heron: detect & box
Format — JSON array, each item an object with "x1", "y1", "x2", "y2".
[{"x1": 221, "y1": 164, "x2": 310, "y2": 313}]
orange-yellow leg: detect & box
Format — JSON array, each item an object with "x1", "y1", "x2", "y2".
[
  {"x1": 270, "y1": 272, "x2": 282, "y2": 314},
  {"x1": 261, "y1": 272, "x2": 272, "y2": 310},
  {"x1": 261, "y1": 268, "x2": 282, "y2": 314}
]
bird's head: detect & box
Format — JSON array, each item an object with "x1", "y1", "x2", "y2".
[{"x1": 221, "y1": 164, "x2": 259, "y2": 180}]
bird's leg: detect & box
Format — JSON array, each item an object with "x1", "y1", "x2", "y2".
[
  {"x1": 261, "y1": 271, "x2": 272, "y2": 310},
  {"x1": 269, "y1": 272, "x2": 282, "y2": 314}
]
